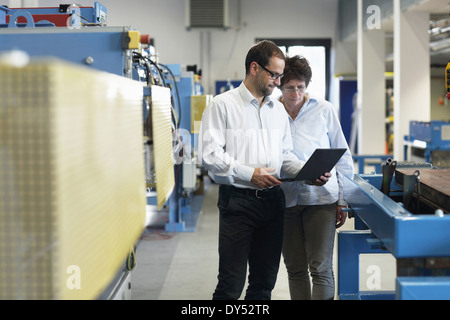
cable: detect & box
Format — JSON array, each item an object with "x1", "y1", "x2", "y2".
[
  {"x1": 158, "y1": 63, "x2": 182, "y2": 129},
  {"x1": 132, "y1": 52, "x2": 182, "y2": 129},
  {"x1": 143, "y1": 53, "x2": 166, "y2": 87},
  {"x1": 132, "y1": 51, "x2": 154, "y2": 85}
]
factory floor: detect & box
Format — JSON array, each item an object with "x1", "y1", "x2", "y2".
[{"x1": 130, "y1": 177, "x2": 396, "y2": 300}]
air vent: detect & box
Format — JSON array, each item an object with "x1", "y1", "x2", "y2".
[{"x1": 187, "y1": 0, "x2": 228, "y2": 29}]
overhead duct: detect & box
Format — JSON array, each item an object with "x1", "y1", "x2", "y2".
[
  {"x1": 186, "y1": 0, "x2": 229, "y2": 29},
  {"x1": 429, "y1": 14, "x2": 450, "y2": 56}
]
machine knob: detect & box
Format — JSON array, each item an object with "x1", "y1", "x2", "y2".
[
  {"x1": 85, "y1": 56, "x2": 94, "y2": 65},
  {"x1": 140, "y1": 34, "x2": 150, "y2": 45}
]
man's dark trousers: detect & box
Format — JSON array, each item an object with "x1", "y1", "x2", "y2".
[{"x1": 212, "y1": 184, "x2": 285, "y2": 300}]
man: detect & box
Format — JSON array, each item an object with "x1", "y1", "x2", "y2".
[{"x1": 199, "y1": 40, "x2": 329, "y2": 300}]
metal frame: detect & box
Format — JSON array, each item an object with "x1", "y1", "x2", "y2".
[
  {"x1": 339, "y1": 173, "x2": 450, "y2": 299},
  {"x1": 344, "y1": 174, "x2": 450, "y2": 258},
  {"x1": 337, "y1": 230, "x2": 395, "y2": 300}
]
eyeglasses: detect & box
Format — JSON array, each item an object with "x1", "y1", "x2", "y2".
[
  {"x1": 283, "y1": 85, "x2": 307, "y2": 93},
  {"x1": 256, "y1": 62, "x2": 284, "y2": 80}
]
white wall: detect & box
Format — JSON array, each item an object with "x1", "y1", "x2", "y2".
[{"x1": 13, "y1": 0, "x2": 340, "y2": 95}]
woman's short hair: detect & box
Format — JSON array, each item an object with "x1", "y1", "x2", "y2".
[{"x1": 280, "y1": 55, "x2": 312, "y2": 87}]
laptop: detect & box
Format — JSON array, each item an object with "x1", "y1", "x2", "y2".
[{"x1": 280, "y1": 148, "x2": 347, "y2": 182}]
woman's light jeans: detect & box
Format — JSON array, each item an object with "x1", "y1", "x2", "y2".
[{"x1": 282, "y1": 204, "x2": 336, "y2": 300}]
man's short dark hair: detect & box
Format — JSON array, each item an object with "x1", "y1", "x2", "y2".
[{"x1": 245, "y1": 40, "x2": 285, "y2": 75}]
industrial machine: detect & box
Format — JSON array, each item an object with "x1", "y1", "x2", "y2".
[
  {"x1": 1, "y1": 2, "x2": 107, "y2": 27},
  {"x1": 403, "y1": 63, "x2": 450, "y2": 168},
  {"x1": 338, "y1": 159, "x2": 450, "y2": 299},
  {"x1": 133, "y1": 49, "x2": 210, "y2": 232},
  {"x1": 159, "y1": 64, "x2": 210, "y2": 232},
  {"x1": 0, "y1": 1, "x2": 204, "y2": 299},
  {"x1": 0, "y1": 2, "x2": 149, "y2": 300},
  {"x1": 404, "y1": 121, "x2": 450, "y2": 167},
  {"x1": 340, "y1": 57, "x2": 450, "y2": 300}
]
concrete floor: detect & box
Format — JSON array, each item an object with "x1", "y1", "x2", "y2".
[{"x1": 131, "y1": 178, "x2": 396, "y2": 300}]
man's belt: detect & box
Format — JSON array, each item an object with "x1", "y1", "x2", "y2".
[{"x1": 227, "y1": 185, "x2": 279, "y2": 199}]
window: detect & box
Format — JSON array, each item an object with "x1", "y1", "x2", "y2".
[{"x1": 257, "y1": 38, "x2": 331, "y2": 101}]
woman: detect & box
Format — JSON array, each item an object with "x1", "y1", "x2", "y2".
[{"x1": 279, "y1": 55, "x2": 354, "y2": 300}]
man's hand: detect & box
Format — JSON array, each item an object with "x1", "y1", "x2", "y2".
[
  {"x1": 336, "y1": 205, "x2": 347, "y2": 228},
  {"x1": 312, "y1": 172, "x2": 331, "y2": 186},
  {"x1": 251, "y1": 167, "x2": 281, "y2": 189}
]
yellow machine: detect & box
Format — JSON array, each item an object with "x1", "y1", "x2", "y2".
[
  {"x1": 0, "y1": 59, "x2": 146, "y2": 299},
  {"x1": 0, "y1": 2, "x2": 194, "y2": 299}
]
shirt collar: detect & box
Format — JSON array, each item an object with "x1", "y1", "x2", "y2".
[
  {"x1": 239, "y1": 82, "x2": 274, "y2": 108},
  {"x1": 304, "y1": 93, "x2": 318, "y2": 104},
  {"x1": 299, "y1": 94, "x2": 318, "y2": 111}
]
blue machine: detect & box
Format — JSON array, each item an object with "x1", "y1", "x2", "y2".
[
  {"x1": 339, "y1": 162, "x2": 450, "y2": 300},
  {"x1": 0, "y1": 27, "x2": 133, "y2": 76},
  {"x1": 0, "y1": 2, "x2": 208, "y2": 300},
  {"x1": 0, "y1": 4, "x2": 205, "y2": 233},
  {"x1": 0, "y1": 4, "x2": 135, "y2": 77},
  {"x1": 146, "y1": 63, "x2": 205, "y2": 232},
  {"x1": 404, "y1": 121, "x2": 450, "y2": 167},
  {"x1": 0, "y1": 6, "x2": 9, "y2": 24},
  {"x1": 0, "y1": 2, "x2": 148, "y2": 300},
  {"x1": 352, "y1": 154, "x2": 393, "y2": 174}
]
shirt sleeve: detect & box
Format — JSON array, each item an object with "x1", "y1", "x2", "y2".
[
  {"x1": 199, "y1": 98, "x2": 254, "y2": 185},
  {"x1": 326, "y1": 103, "x2": 354, "y2": 206}
]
